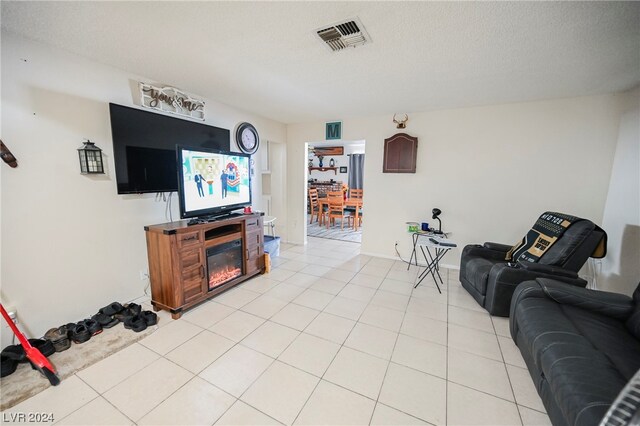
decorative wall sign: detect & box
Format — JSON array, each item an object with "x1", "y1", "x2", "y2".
[
  {"x1": 339, "y1": 166, "x2": 348, "y2": 173},
  {"x1": 326, "y1": 121, "x2": 342, "y2": 140},
  {"x1": 139, "y1": 82, "x2": 205, "y2": 120},
  {"x1": 314, "y1": 146, "x2": 344, "y2": 156}
]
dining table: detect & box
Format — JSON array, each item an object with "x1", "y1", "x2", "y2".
[{"x1": 318, "y1": 197, "x2": 363, "y2": 231}]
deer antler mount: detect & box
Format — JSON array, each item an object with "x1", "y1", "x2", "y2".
[{"x1": 393, "y1": 113, "x2": 408, "y2": 129}]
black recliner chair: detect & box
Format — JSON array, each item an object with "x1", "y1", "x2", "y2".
[{"x1": 459, "y1": 212, "x2": 607, "y2": 316}]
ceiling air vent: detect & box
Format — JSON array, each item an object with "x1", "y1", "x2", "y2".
[{"x1": 315, "y1": 18, "x2": 371, "y2": 52}]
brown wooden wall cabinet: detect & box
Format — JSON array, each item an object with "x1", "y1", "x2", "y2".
[
  {"x1": 383, "y1": 133, "x2": 418, "y2": 173},
  {"x1": 144, "y1": 214, "x2": 264, "y2": 319}
]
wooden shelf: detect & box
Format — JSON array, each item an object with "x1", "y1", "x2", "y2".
[{"x1": 309, "y1": 166, "x2": 337, "y2": 175}]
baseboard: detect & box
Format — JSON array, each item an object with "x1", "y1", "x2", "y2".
[
  {"x1": 360, "y1": 250, "x2": 460, "y2": 271},
  {"x1": 360, "y1": 251, "x2": 400, "y2": 261}
]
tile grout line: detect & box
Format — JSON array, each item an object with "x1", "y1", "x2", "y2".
[
  {"x1": 492, "y1": 316, "x2": 526, "y2": 426},
  {"x1": 72, "y1": 367, "x2": 147, "y2": 425},
  {"x1": 445, "y1": 268, "x2": 450, "y2": 425},
  {"x1": 366, "y1": 262, "x2": 409, "y2": 425},
  {"x1": 258, "y1": 251, "x2": 368, "y2": 425},
  {"x1": 234, "y1": 253, "x2": 368, "y2": 425}
]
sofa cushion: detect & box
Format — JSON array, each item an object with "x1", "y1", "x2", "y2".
[
  {"x1": 512, "y1": 296, "x2": 586, "y2": 369},
  {"x1": 563, "y1": 304, "x2": 640, "y2": 381},
  {"x1": 462, "y1": 257, "x2": 497, "y2": 294},
  {"x1": 539, "y1": 343, "x2": 627, "y2": 426}
]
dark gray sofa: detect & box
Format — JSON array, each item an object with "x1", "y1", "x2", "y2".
[{"x1": 510, "y1": 278, "x2": 640, "y2": 426}]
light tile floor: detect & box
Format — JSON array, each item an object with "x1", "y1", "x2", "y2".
[{"x1": 3, "y1": 237, "x2": 551, "y2": 425}]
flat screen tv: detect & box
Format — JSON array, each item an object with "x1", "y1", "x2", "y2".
[
  {"x1": 109, "y1": 103, "x2": 230, "y2": 194},
  {"x1": 177, "y1": 146, "x2": 252, "y2": 219}
]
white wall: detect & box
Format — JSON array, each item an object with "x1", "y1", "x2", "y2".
[
  {"x1": 600, "y1": 88, "x2": 640, "y2": 296},
  {"x1": 287, "y1": 94, "x2": 627, "y2": 269},
  {"x1": 0, "y1": 32, "x2": 286, "y2": 346}
]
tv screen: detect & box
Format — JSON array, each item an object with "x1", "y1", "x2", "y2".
[
  {"x1": 177, "y1": 146, "x2": 252, "y2": 219},
  {"x1": 109, "y1": 103, "x2": 230, "y2": 194}
]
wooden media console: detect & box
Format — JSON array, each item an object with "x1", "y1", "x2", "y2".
[{"x1": 144, "y1": 213, "x2": 265, "y2": 319}]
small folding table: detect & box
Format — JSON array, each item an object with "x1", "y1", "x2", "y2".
[{"x1": 414, "y1": 235, "x2": 457, "y2": 293}]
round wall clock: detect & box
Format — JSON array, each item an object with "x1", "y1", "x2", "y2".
[{"x1": 235, "y1": 122, "x2": 260, "y2": 155}]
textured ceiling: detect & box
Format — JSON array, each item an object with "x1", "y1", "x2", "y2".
[{"x1": 2, "y1": 1, "x2": 639, "y2": 124}]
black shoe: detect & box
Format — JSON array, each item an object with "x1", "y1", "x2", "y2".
[
  {"x1": 28, "y1": 339, "x2": 55, "y2": 357},
  {"x1": 99, "y1": 302, "x2": 124, "y2": 316},
  {"x1": 115, "y1": 303, "x2": 142, "y2": 322},
  {"x1": 123, "y1": 314, "x2": 148, "y2": 332},
  {"x1": 92, "y1": 312, "x2": 119, "y2": 329},
  {"x1": 70, "y1": 323, "x2": 91, "y2": 343},
  {"x1": 1, "y1": 354, "x2": 17, "y2": 378},
  {"x1": 0, "y1": 339, "x2": 55, "y2": 370},
  {"x1": 140, "y1": 311, "x2": 158, "y2": 326},
  {"x1": 45, "y1": 326, "x2": 71, "y2": 352},
  {"x1": 1, "y1": 345, "x2": 26, "y2": 363},
  {"x1": 25, "y1": 339, "x2": 55, "y2": 370},
  {"x1": 65, "y1": 323, "x2": 76, "y2": 338},
  {"x1": 81, "y1": 318, "x2": 103, "y2": 336}
]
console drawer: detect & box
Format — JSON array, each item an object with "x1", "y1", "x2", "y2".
[
  {"x1": 177, "y1": 231, "x2": 201, "y2": 250},
  {"x1": 183, "y1": 278, "x2": 205, "y2": 303}
]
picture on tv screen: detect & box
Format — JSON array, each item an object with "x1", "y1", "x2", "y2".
[{"x1": 178, "y1": 147, "x2": 251, "y2": 218}]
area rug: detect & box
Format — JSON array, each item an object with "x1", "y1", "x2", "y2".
[
  {"x1": 307, "y1": 215, "x2": 362, "y2": 243},
  {"x1": 0, "y1": 322, "x2": 157, "y2": 410}
]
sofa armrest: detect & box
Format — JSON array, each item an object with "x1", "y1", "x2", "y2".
[
  {"x1": 537, "y1": 278, "x2": 635, "y2": 320},
  {"x1": 484, "y1": 263, "x2": 588, "y2": 317},
  {"x1": 483, "y1": 242, "x2": 512, "y2": 252},
  {"x1": 462, "y1": 244, "x2": 508, "y2": 262},
  {"x1": 516, "y1": 261, "x2": 579, "y2": 279},
  {"x1": 509, "y1": 281, "x2": 545, "y2": 340}
]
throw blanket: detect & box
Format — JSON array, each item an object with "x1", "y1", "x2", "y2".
[{"x1": 506, "y1": 212, "x2": 582, "y2": 263}]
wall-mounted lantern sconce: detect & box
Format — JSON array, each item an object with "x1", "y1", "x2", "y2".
[{"x1": 78, "y1": 140, "x2": 104, "y2": 174}]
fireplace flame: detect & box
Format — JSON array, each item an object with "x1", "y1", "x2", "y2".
[{"x1": 209, "y1": 265, "x2": 242, "y2": 288}]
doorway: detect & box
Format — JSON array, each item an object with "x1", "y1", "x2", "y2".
[
  {"x1": 259, "y1": 140, "x2": 286, "y2": 238},
  {"x1": 306, "y1": 140, "x2": 365, "y2": 243}
]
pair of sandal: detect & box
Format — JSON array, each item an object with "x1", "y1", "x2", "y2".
[
  {"x1": 1, "y1": 339, "x2": 56, "y2": 377},
  {"x1": 99, "y1": 302, "x2": 157, "y2": 333},
  {"x1": 123, "y1": 311, "x2": 157, "y2": 332},
  {"x1": 44, "y1": 326, "x2": 71, "y2": 352},
  {"x1": 63, "y1": 318, "x2": 103, "y2": 344}
]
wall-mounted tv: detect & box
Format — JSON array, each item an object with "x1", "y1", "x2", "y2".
[
  {"x1": 109, "y1": 103, "x2": 230, "y2": 194},
  {"x1": 177, "y1": 146, "x2": 252, "y2": 219}
]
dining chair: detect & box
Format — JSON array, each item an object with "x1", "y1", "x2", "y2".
[
  {"x1": 308, "y1": 188, "x2": 321, "y2": 224},
  {"x1": 325, "y1": 194, "x2": 352, "y2": 230},
  {"x1": 350, "y1": 188, "x2": 363, "y2": 199},
  {"x1": 346, "y1": 188, "x2": 363, "y2": 227}
]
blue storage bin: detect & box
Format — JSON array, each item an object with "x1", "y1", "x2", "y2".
[{"x1": 264, "y1": 235, "x2": 281, "y2": 257}]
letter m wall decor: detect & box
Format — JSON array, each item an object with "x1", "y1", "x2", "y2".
[
  {"x1": 383, "y1": 133, "x2": 418, "y2": 173},
  {"x1": 325, "y1": 121, "x2": 342, "y2": 140}
]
